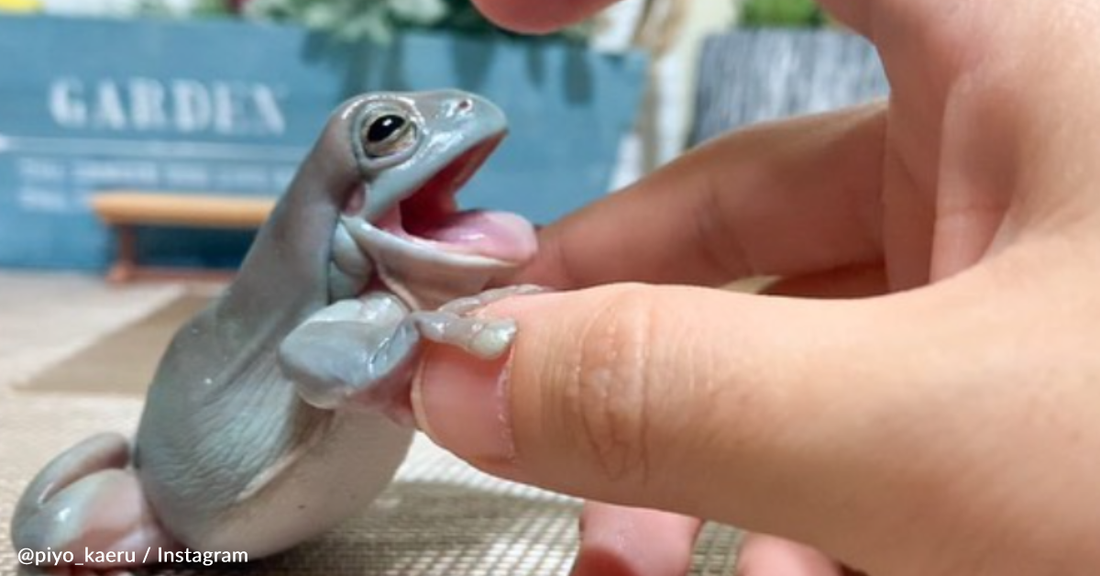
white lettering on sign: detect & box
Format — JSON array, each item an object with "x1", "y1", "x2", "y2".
[
  {"x1": 48, "y1": 77, "x2": 287, "y2": 136},
  {"x1": 163, "y1": 162, "x2": 211, "y2": 188},
  {"x1": 18, "y1": 186, "x2": 69, "y2": 213}
]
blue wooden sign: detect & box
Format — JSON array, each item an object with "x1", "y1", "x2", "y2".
[{"x1": 0, "y1": 15, "x2": 645, "y2": 270}]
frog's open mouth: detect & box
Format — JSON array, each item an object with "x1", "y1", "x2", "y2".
[{"x1": 344, "y1": 134, "x2": 537, "y2": 264}]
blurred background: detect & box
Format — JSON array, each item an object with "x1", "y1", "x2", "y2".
[
  {"x1": 0, "y1": 0, "x2": 887, "y2": 273},
  {"x1": 0, "y1": 2, "x2": 888, "y2": 574}
]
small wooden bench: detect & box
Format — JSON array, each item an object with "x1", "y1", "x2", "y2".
[{"x1": 91, "y1": 191, "x2": 276, "y2": 283}]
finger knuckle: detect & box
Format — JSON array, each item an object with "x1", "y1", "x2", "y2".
[{"x1": 561, "y1": 286, "x2": 667, "y2": 486}]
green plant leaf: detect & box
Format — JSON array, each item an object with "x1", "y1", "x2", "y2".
[{"x1": 739, "y1": 0, "x2": 825, "y2": 28}]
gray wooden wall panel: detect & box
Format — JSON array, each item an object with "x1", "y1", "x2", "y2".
[{"x1": 689, "y1": 29, "x2": 889, "y2": 145}]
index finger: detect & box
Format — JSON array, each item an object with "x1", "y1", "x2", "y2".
[
  {"x1": 510, "y1": 104, "x2": 887, "y2": 289},
  {"x1": 472, "y1": 0, "x2": 876, "y2": 36},
  {"x1": 470, "y1": 0, "x2": 617, "y2": 33}
]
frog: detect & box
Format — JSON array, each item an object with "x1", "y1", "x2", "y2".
[{"x1": 10, "y1": 90, "x2": 539, "y2": 568}]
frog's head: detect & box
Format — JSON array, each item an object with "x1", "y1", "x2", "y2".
[{"x1": 327, "y1": 90, "x2": 537, "y2": 310}]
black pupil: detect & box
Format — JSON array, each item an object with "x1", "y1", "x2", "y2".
[{"x1": 367, "y1": 115, "x2": 405, "y2": 143}]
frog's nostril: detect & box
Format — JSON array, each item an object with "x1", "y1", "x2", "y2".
[{"x1": 456, "y1": 98, "x2": 473, "y2": 113}]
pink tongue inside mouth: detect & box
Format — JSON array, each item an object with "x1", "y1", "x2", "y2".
[{"x1": 418, "y1": 210, "x2": 538, "y2": 262}]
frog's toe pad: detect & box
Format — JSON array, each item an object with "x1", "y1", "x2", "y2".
[{"x1": 412, "y1": 313, "x2": 517, "y2": 359}]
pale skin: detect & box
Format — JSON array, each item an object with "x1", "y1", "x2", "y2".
[{"x1": 410, "y1": 0, "x2": 1100, "y2": 575}]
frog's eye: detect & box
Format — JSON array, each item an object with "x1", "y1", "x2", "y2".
[{"x1": 362, "y1": 112, "x2": 417, "y2": 158}]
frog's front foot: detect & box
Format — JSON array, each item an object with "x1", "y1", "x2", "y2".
[
  {"x1": 11, "y1": 433, "x2": 179, "y2": 568},
  {"x1": 408, "y1": 284, "x2": 548, "y2": 359},
  {"x1": 278, "y1": 285, "x2": 544, "y2": 421}
]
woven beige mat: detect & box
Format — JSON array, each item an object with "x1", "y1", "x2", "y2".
[
  {"x1": 14, "y1": 295, "x2": 211, "y2": 397},
  {"x1": 0, "y1": 273, "x2": 189, "y2": 393},
  {"x1": 0, "y1": 392, "x2": 740, "y2": 576}
]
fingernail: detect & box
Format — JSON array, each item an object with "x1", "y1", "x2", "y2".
[{"x1": 411, "y1": 344, "x2": 516, "y2": 466}]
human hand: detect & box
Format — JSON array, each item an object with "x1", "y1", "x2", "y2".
[{"x1": 411, "y1": 0, "x2": 1100, "y2": 574}]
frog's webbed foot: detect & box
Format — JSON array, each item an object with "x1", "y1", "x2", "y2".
[
  {"x1": 278, "y1": 285, "x2": 544, "y2": 421},
  {"x1": 11, "y1": 433, "x2": 179, "y2": 568},
  {"x1": 424, "y1": 284, "x2": 546, "y2": 354}
]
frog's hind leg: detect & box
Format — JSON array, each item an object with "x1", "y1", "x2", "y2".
[{"x1": 11, "y1": 432, "x2": 180, "y2": 568}]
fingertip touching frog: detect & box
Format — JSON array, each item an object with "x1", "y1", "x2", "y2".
[{"x1": 10, "y1": 90, "x2": 539, "y2": 568}]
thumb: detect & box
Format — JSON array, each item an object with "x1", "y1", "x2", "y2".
[{"x1": 411, "y1": 283, "x2": 935, "y2": 562}]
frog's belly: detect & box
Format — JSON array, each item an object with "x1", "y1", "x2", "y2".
[
  {"x1": 193, "y1": 411, "x2": 414, "y2": 556},
  {"x1": 138, "y1": 395, "x2": 413, "y2": 558},
  {"x1": 135, "y1": 344, "x2": 415, "y2": 557}
]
